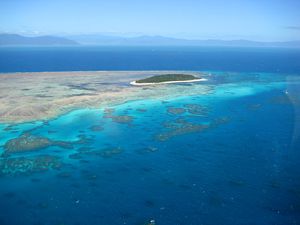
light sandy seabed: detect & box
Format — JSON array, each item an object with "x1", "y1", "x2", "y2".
[{"x1": 0, "y1": 71, "x2": 210, "y2": 123}]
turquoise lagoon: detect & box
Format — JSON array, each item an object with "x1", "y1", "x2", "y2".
[{"x1": 0, "y1": 72, "x2": 300, "y2": 225}]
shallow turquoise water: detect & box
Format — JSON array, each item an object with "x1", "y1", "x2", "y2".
[{"x1": 0, "y1": 72, "x2": 300, "y2": 225}]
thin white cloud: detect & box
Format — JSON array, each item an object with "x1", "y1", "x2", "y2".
[{"x1": 285, "y1": 26, "x2": 300, "y2": 30}]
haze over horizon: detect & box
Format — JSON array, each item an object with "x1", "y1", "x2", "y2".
[{"x1": 0, "y1": 0, "x2": 300, "y2": 42}]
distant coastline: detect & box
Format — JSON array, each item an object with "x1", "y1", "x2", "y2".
[
  {"x1": 0, "y1": 33, "x2": 79, "y2": 46},
  {"x1": 1, "y1": 33, "x2": 300, "y2": 48}
]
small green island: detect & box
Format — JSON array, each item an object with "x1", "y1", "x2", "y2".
[{"x1": 130, "y1": 74, "x2": 206, "y2": 86}]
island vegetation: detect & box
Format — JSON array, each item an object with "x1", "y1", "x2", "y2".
[{"x1": 135, "y1": 74, "x2": 200, "y2": 83}]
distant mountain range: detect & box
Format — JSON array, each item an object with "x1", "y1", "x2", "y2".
[
  {"x1": 1, "y1": 33, "x2": 300, "y2": 48},
  {"x1": 66, "y1": 34, "x2": 300, "y2": 47},
  {"x1": 0, "y1": 34, "x2": 78, "y2": 46}
]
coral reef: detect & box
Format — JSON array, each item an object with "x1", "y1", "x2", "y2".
[
  {"x1": 69, "y1": 153, "x2": 83, "y2": 159},
  {"x1": 97, "y1": 147, "x2": 123, "y2": 158},
  {"x1": 104, "y1": 108, "x2": 115, "y2": 114},
  {"x1": 167, "y1": 107, "x2": 186, "y2": 115},
  {"x1": 157, "y1": 116, "x2": 230, "y2": 141},
  {"x1": 135, "y1": 146, "x2": 158, "y2": 154},
  {"x1": 89, "y1": 125, "x2": 103, "y2": 132},
  {"x1": 211, "y1": 117, "x2": 231, "y2": 127},
  {"x1": 4, "y1": 133, "x2": 52, "y2": 154},
  {"x1": 111, "y1": 115, "x2": 133, "y2": 124},
  {"x1": 0, "y1": 71, "x2": 210, "y2": 123},
  {"x1": 3, "y1": 132, "x2": 74, "y2": 156},
  {"x1": 156, "y1": 119, "x2": 209, "y2": 141},
  {"x1": 103, "y1": 107, "x2": 134, "y2": 124},
  {"x1": 54, "y1": 141, "x2": 74, "y2": 149},
  {"x1": 247, "y1": 104, "x2": 262, "y2": 110},
  {"x1": 0, "y1": 155, "x2": 62, "y2": 176},
  {"x1": 3, "y1": 125, "x2": 17, "y2": 132},
  {"x1": 83, "y1": 147, "x2": 123, "y2": 158},
  {"x1": 136, "y1": 108, "x2": 147, "y2": 112},
  {"x1": 75, "y1": 134, "x2": 93, "y2": 144},
  {"x1": 184, "y1": 104, "x2": 209, "y2": 116}
]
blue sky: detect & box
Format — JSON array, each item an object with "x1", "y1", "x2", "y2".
[{"x1": 0, "y1": 0, "x2": 299, "y2": 41}]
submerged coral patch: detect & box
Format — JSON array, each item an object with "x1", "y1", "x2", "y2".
[
  {"x1": 3, "y1": 133, "x2": 74, "y2": 156},
  {"x1": 55, "y1": 141, "x2": 74, "y2": 149},
  {"x1": 247, "y1": 104, "x2": 262, "y2": 110},
  {"x1": 211, "y1": 117, "x2": 231, "y2": 127},
  {"x1": 103, "y1": 108, "x2": 115, "y2": 115},
  {"x1": 78, "y1": 147, "x2": 93, "y2": 152},
  {"x1": 136, "y1": 108, "x2": 147, "y2": 112},
  {"x1": 83, "y1": 147, "x2": 123, "y2": 158},
  {"x1": 156, "y1": 115, "x2": 230, "y2": 141},
  {"x1": 97, "y1": 147, "x2": 123, "y2": 158},
  {"x1": 135, "y1": 146, "x2": 158, "y2": 154},
  {"x1": 111, "y1": 115, "x2": 133, "y2": 124},
  {"x1": 268, "y1": 95, "x2": 298, "y2": 105},
  {"x1": 166, "y1": 104, "x2": 210, "y2": 118},
  {"x1": 184, "y1": 104, "x2": 210, "y2": 116},
  {"x1": 69, "y1": 153, "x2": 83, "y2": 159},
  {"x1": 0, "y1": 155, "x2": 62, "y2": 176},
  {"x1": 3, "y1": 125, "x2": 18, "y2": 132},
  {"x1": 75, "y1": 134, "x2": 93, "y2": 145},
  {"x1": 89, "y1": 125, "x2": 103, "y2": 132},
  {"x1": 103, "y1": 107, "x2": 134, "y2": 124},
  {"x1": 56, "y1": 172, "x2": 72, "y2": 178},
  {"x1": 4, "y1": 133, "x2": 52, "y2": 154},
  {"x1": 155, "y1": 119, "x2": 209, "y2": 141},
  {"x1": 162, "y1": 121, "x2": 179, "y2": 129},
  {"x1": 167, "y1": 107, "x2": 186, "y2": 115}
]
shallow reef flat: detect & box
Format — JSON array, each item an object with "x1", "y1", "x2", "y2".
[{"x1": 0, "y1": 71, "x2": 209, "y2": 123}]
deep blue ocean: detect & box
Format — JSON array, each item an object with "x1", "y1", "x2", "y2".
[
  {"x1": 0, "y1": 46, "x2": 300, "y2": 225},
  {"x1": 0, "y1": 46, "x2": 300, "y2": 73}
]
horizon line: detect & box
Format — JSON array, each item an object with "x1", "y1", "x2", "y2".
[{"x1": 1, "y1": 32, "x2": 300, "y2": 43}]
